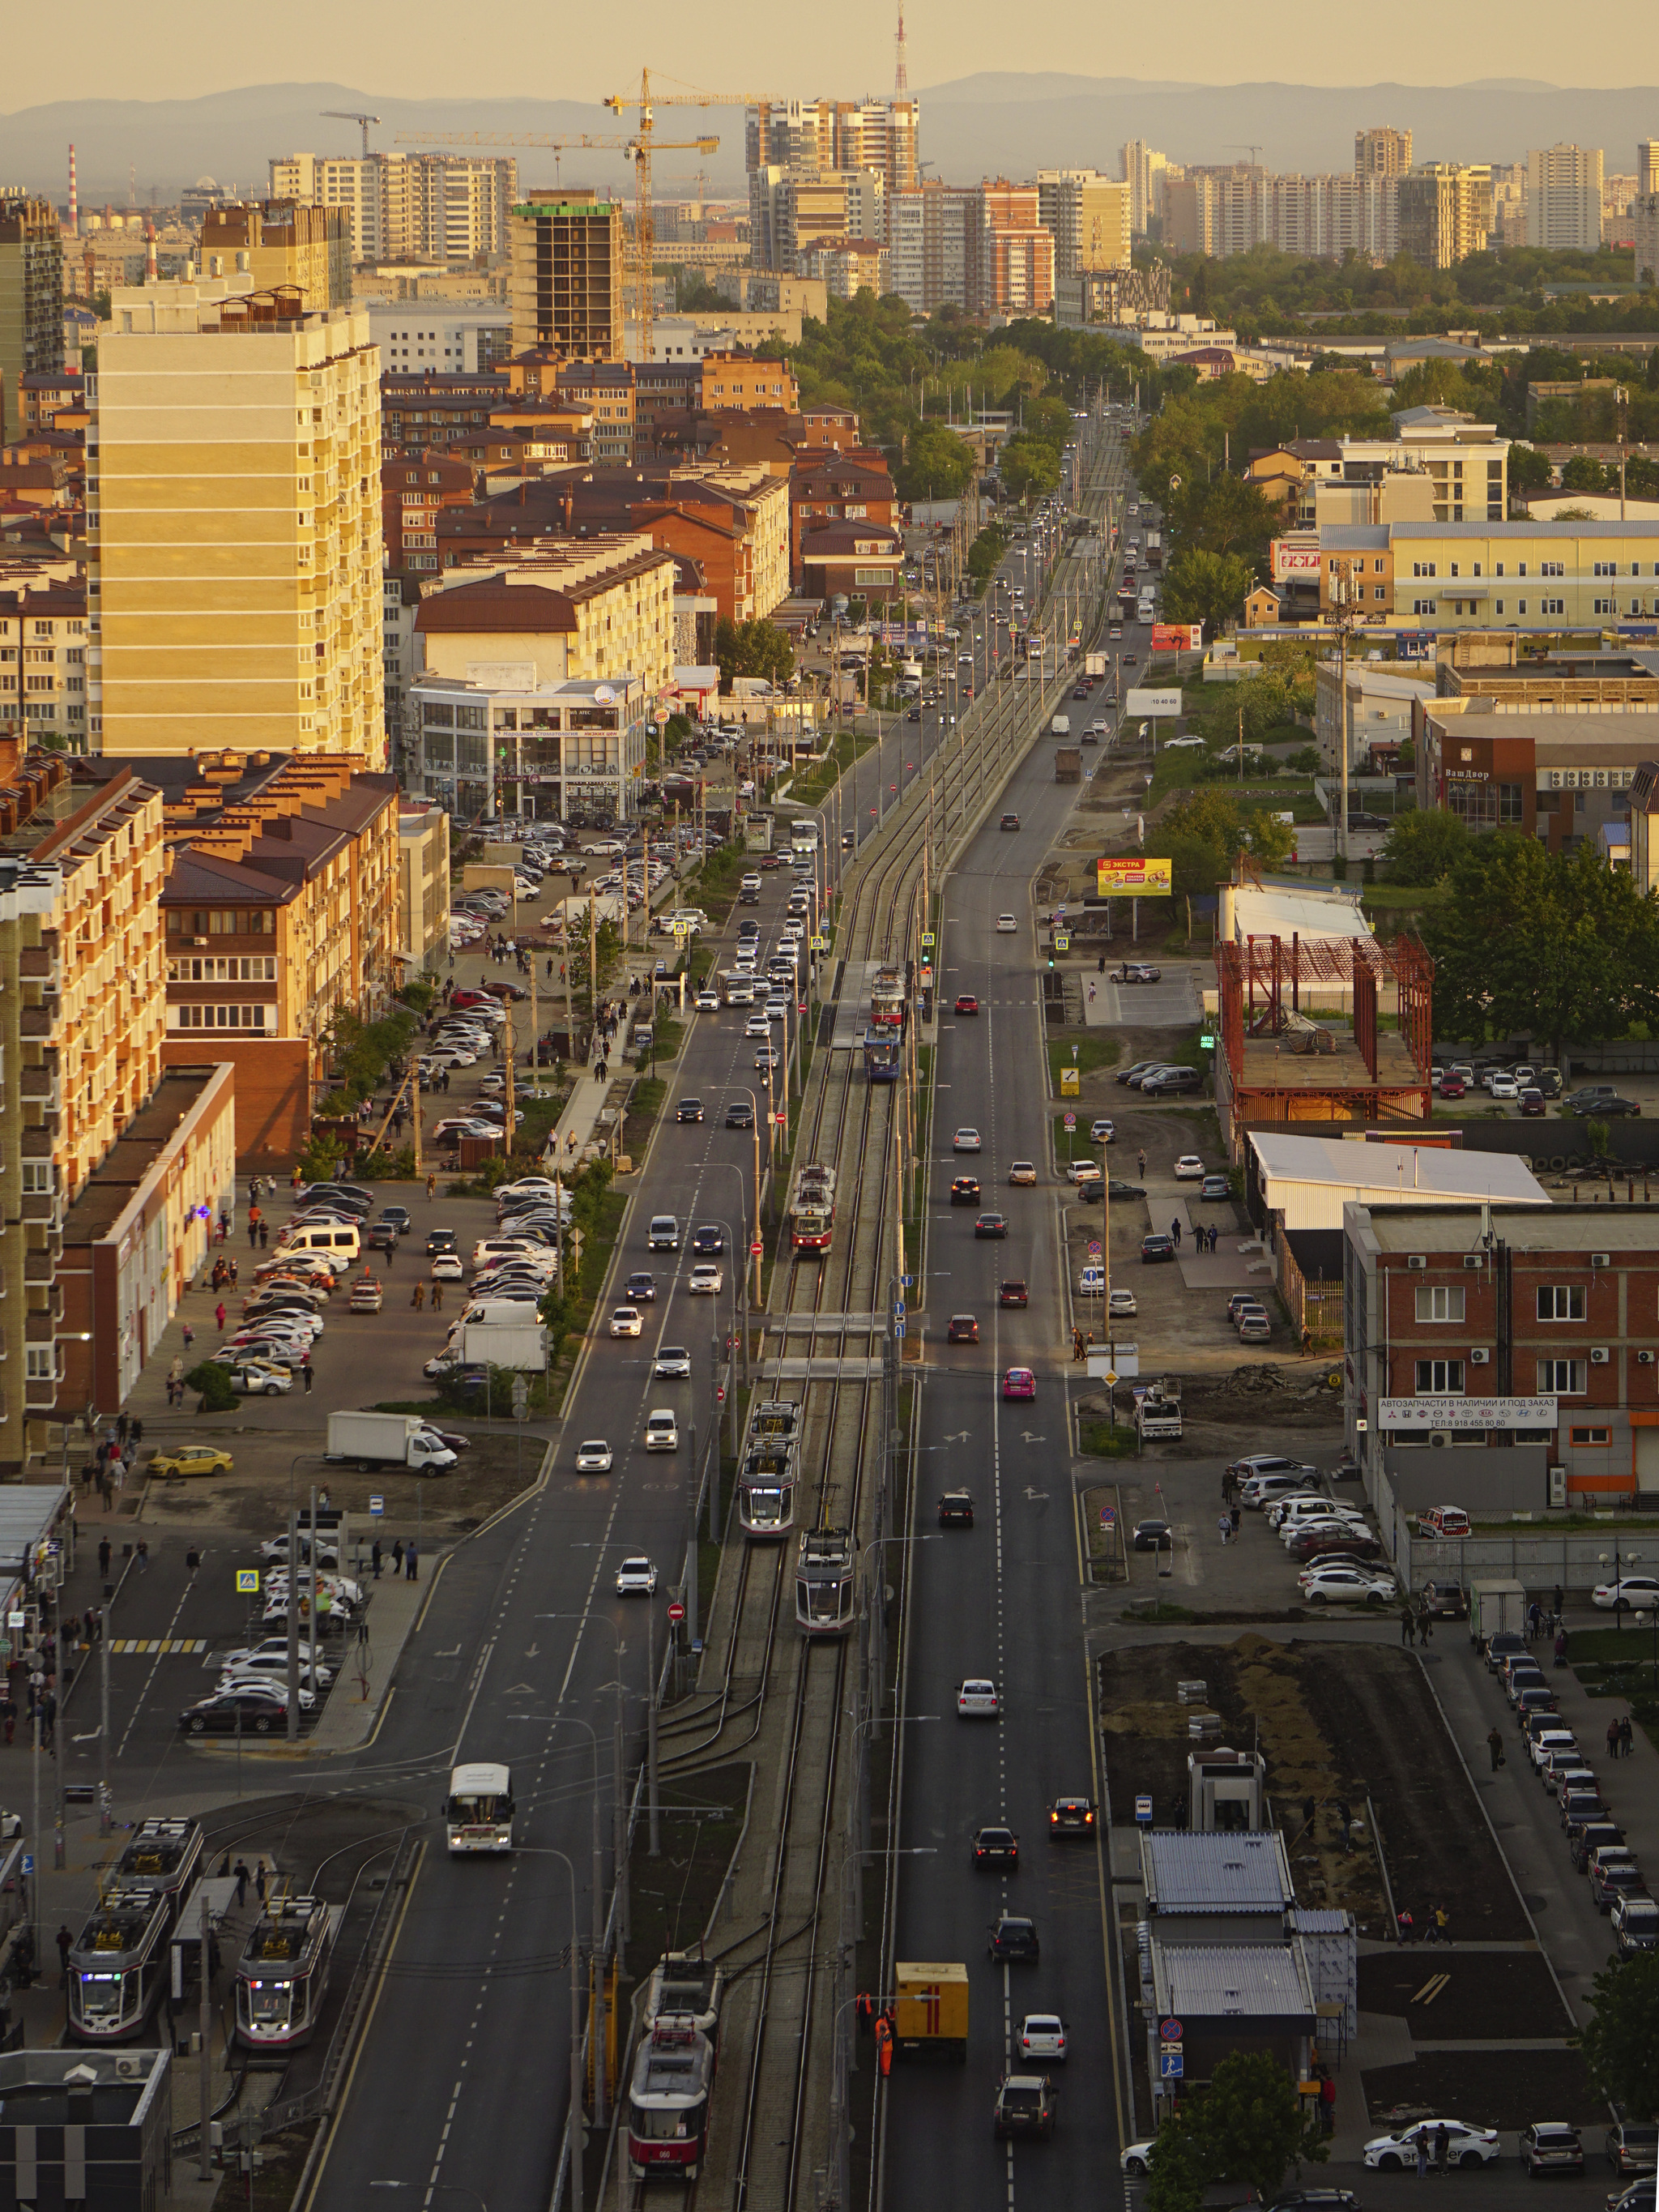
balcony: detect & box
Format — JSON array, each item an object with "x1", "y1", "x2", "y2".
[{"x1": 19, "y1": 1194, "x2": 59, "y2": 1229}]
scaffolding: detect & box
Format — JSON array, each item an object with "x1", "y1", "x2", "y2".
[{"x1": 1218, "y1": 931, "x2": 1434, "y2": 1128}]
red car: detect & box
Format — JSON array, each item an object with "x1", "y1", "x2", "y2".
[
  {"x1": 947, "y1": 1313, "x2": 979, "y2": 1343},
  {"x1": 450, "y1": 988, "x2": 493, "y2": 1009},
  {"x1": 1003, "y1": 1367, "x2": 1036, "y2": 1401},
  {"x1": 955, "y1": 994, "x2": 979, "y2": 1015},
  {"x1": 1438, "y1": 1075, "x2": 1466, "y2": 1099},
  {"x1": 999, "y1": 1279, "x2": 1029, "y2": 1308}
]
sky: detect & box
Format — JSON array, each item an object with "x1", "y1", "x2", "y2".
[{"x1": 2, "y1": 0, "x2": 1651, "y2": 109}]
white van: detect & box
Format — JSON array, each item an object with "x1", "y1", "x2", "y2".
[
  {"x1": 281, "y1": 1223, "x2": 361, "y2": 1263},
  {"x1": 462, "y1": 1297, "x2": 542, "y2": 1326},
  {"x1": 1051, "y1": 714, "x2": 1071, "y2": 738}
]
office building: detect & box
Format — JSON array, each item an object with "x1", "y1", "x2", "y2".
[
  {"x1": 92, "y1": 277, "x2": 383, "y2": 759},
  {"x1": 1355, "y1": 127, "x2": 1413, "y2": 179},
  {"x1": 0, "y1": 196, "x2": 65, "y2": 443},
  {"x1": 364, "y1": 300, "x2": 513, "y2": 374},
  {"x1": 1397, "y1": 164, "x2": 1491, "y2": 268},
  {"x1": 1527, "y1": 144, "x2": 1604, "y2": 253},
  {"x1": 198, "y1": 200, "x2": 352, "y2": 311},
  {"x1": 1037, "y1": 171, "x2": 1131, "y2": 279},
  {"x1": 269, "y1": 152, "x2": 518, "y2": 264},
  {"x1": 1120, "y1": 141, "x2": 1171, "y2": 236},
  {"x1": 510, "y1": 194, "x2": 624, "y2": 361}
]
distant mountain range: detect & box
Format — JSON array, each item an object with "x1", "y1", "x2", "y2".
[{"x1": 6, "y1": 75, "x2": 1658, "y2": 207}]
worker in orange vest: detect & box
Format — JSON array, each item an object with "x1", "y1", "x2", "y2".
[{"x1": 873, "y1": 2013, "x2": 893, "y2": 2077}]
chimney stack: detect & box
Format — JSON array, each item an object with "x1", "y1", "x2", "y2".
[
  {"x1": 145, "y1": 221, "x2": 157, "y2": 282},
  {"x1": 66, "y1": 143, "x2": 78, "y2": 239}
]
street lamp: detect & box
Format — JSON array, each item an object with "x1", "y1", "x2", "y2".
[
  {"x1": 1638, "y1": 1608, "x2": 1659, "y2": 1694},
  {"x1": 1601, "y1": 1550, "x2": 1640, "y2": 1636}
]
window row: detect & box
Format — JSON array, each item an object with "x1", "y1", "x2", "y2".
[{"x1": 1413, "y1": 1357, "x2": 1594, "y2": 1395}]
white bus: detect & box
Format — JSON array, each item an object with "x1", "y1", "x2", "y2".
[
  {"x1": 789, "y1": 817, "x2": 821, "y2": 858},
  {"x1": 446, "y1": 1761, "x2": 515, "y2": 1854}
]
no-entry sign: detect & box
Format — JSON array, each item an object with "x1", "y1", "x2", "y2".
[{"x1": 667, "y1": 1601, "x2": 685, "y2": 1625}]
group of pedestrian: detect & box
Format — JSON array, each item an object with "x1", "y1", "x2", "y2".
[
  {"x1": 208, "y1": 1256, "x2": 240, "y2": 1294},
  {"x1": 1607, "y1": 1713, "x2": 1637, "y2": 1759},
  {"x1": 1399, "y1": 1599, "x2": 1438, "y2": 1646},
  {"x1": 1397, "y1": 1902, "x2": 1452, "y2": 1945},
  {"x1": 1414, "y1": 2122, "x2": 1454, "y2": 2176}
]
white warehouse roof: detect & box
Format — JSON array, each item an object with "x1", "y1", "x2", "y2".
[{"x1": 1251, "y1": 1132, "x2": 1548, "y2": 1234}]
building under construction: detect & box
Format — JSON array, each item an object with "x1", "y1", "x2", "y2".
[
  {"x1": 510, "y1": 192, "x2": 624, "y2": 361},
  {"x1": 1213, "y1": 885, "x2": 1434, "y2": 1138}
]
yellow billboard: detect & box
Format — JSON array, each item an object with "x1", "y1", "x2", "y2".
[{"x1": 1096, "y1": 856, "x2": 1174, "y2": 896}]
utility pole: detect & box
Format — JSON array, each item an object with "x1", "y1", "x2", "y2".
[{"x1": 197, "y1": 1885, "x2": 212, "y2": 2180}]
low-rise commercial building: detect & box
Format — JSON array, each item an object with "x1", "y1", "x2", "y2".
[
  {"x1": 398, "y1": 801, "x2": 450, "y2": 976},
  {"x1": 1416, "y1": 700, "x2": 1657, "y2": 851},
  {"x1": 407, "y1": 669, "x2": 648, "y2": 822}
]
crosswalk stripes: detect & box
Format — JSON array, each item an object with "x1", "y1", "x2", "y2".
[{"x1": 106, "y1": 1638, "x2": 210, "y2": 1655}]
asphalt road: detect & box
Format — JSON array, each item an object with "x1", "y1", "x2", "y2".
[{"x1": 885, "y1": 455, "x2": 1143, "y2": 2206}]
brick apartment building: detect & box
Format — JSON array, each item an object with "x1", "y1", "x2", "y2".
[{"x1": 1345, "y1": 1201, "x2": 1659, "y2": 1517}]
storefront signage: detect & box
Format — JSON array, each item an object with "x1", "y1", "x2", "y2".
[{"x1": 1380, "y1": 1396, "x2": 1558, "y2": 1430}]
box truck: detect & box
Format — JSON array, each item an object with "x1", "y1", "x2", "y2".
[
  {"x1": 462, "y1": 1322, "x2": 548, "y2": 1371},
  {"x1": 1468, "y1": 1578, "x2": 1527, "y2": 1648},
  {"x1": 325, "y1": 1411, "x2": 457, "y2": 1473}
]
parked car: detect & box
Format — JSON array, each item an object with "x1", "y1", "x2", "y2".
[
  {"x1": 1611, "y1": 1892, "x2": 1659, "y2": 1956},
  {"x1": 1606, "y1": 2121, "x2": 1659, "y2": 2176},
  {"x1": 1520, "y1": 2124, "x2": 1583, "y2": 2176},
  {"x1": 1363, "y1": 2121, "x2": 1499, "y2": 2171}
]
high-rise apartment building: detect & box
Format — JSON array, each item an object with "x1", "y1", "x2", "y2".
[
  {"x1": 1640, "y1": 143, "x2": 1659, "y2": 198},
  {"x1": 90, "y1": 278, "x2": 383, "y2": 758},
  {"x1": 510, "y1": 194, "x2": 624, "y2": 361},
  {"x1": 1526, "y1": 143, "x2": 1605, "y2": 253},
  {"x1": 973, "y1": 182, "x2": 1054, "y2": 318},
  {"x1": 0, "y1": 196, "x2": 64, "y2": 442},
  {"x1": 745, "y1": 100, "x2": 919, "y2": 211},
  {"x1": 268, "y1": 152, "x2": 518, "y2": 263},
  {"x1": 199, "y1": 201, "x2": 352, "y2": 310},
  {"x1": 1037, "y1": 171, "x2": 1131, "y2": 279},
  {"x1": 1355, "y1": 127, "x2": 1413, "y2": 179},
  {"x1": 751, "y1": 171, "x2": 887, "y2": 271},
  {"x1": 1635, "y1": 194, "x2": 1659, "y2": 288},
  {"x1": 1120, "y1": 142, "x2": 1170, "y2": 236},
  {"x1": 1166, "y1": 169, "x2": 1397, "y2": 261},
  {"x1": 889, "y1": 181, "x2": 976, "y2": 313},
  {"x1": 1397, "y1": 164, "x2": 1491, "y2": 268}
]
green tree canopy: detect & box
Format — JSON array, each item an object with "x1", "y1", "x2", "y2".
[
  {"x1": 1162, "y1": 548, "x2": 1256, "y2": 631},
  {"x1": 1380, "y1": 809, "x2": 1469, "y2": 886},
  {"x1": 1423, "y1": 833, "x2": 1659, "y2": 1059},
  {"x1": 1581, "y1": 1952, "x2": 1659, "y2": 2115},
  {"x1": 1561, "y1": 454, "x2": 1612, "y2": 493},
  {"x1": 1506, "y1": 443, "x2": 1556, "y2": 495},
  {"x1": 714, "y1": 617, "x2": 795, "y2": 692},
  {"x1": 1145, "y1": 2051, "x2": 1328, "y2": 2212},
  {"x1": 894, "y1": 421, "x2": 975, "y2": 502},
  {"x1": 999, "y1": 433, "x2": 1063, "y2": 503}
]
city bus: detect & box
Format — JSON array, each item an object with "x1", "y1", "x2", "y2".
[{"x1": 446, "y1": 1761, "x2": 515, "y2": 1853}]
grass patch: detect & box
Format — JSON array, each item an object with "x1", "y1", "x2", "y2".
[
  {"x1": 1363, "y1": 882, "x2": 1453, "y2": 913},
  {"x1": 1080, "y1": 1419, "x2": 1137, "y2": 1458},
  {"x1": 788, "y1": 728, "x2": 880, "y2": 810},
  {"x1": 649, "y1": 1018, "x2": 684, "y2": 1065},
  {"x1": 683, "y1": 841, "x2": 748, "y2": 924},
  {"x1": 623, "y1": 1077, "x2": 667, "y2": 1157},
  {"x1": 1047, "y1": 1033, "x2": 1122, "y2": 1087}
]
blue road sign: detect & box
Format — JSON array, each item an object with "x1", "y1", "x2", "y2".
[{"x1": 1160, "y1": 2048, "x2": 1183, "y2": 2079}]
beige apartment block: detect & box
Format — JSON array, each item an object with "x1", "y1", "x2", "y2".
[
  {"x1": 510, "y1": 194, "x2": 624, "y2": 361},
  {"x1": 0, "y1": 196, "x2": 64, "y2": 443},
  {"x1": 1038, "y1": 172, "x2": 1132, "y2": 278},
  {"x1": 199, "y1": 201, "x2": 352, "y2": 310},
  {"x1": 398, "y1": 801, "x2": 450, "y2": 976},
  {"x1": 416, "y1": 536, "x2": 677, "y2": 699},
  {"x1": 1397, "y1": 164, "x2": 1491, "y2": 267},
  {"x1": 91, "y1": 279, "x2": 383, "y2": 760}
]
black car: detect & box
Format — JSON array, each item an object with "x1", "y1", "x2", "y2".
[
  {"x1": 974, "y1": 1213, "x2": 1009, "y2": 1240},
  {"x1": 1484, "y1": 1627, "x2": 1525, "y2": 1672},
  {"x1": 378, "y1": 1207, "x2": 413, "y2": 1235},
  {"x1": 426, "y1": 1229, "x2": 458, "y2": 1256},
  {"x1": 1048, "y1": 1796, "x2": 1096, "y2": 1837},
  {"x1": 676, "y1": 1098, "x2": 705, "y2": 1123},
  {"x1": 1132, "y1": 1518, "x2": 1172, "y2": 1551},
  {"x1": 1115, "y1": 1059, "x2": 1163, "y2": 1087},
  {"x1": 1141, "y1": 1233, "x2": 1175, "y2": 1263},
  {"x1": 624, "y1": 1271, "x2": 658, "y2": 1303},
  {"x1": 726, "y1": 1101, "x2": 755, "y2": 1129},
  {"x1": 1000, "y1": 813, "x2": 1021, "y2": 831},
  {"x1": 1107, "y1": 1180, "x2": 1146, "y2": 1199},
  {"x1": 180, "y1": 1690, "x2": 290, "y2": 1736},
  {"x1": 1569, "y1": 1094, "x2": 1641, "y2": 1117},
  {"x1": 939, "y1": 1491, "x2": 975, "y2": 1527},
  {"x1": 1143, "y1": 1067, "x2": 1203, "y2": 1096},
  {"x1": 693, "y1": 1225, "x2": 725, "y2": 1255},
  {"x1": 950, "y1": 1176, "x2": 982, "y2": 1205},
  {"x1": 989, "y1": 1915, "x2": 1040, "y2": 1962},
  {"x1": 972, "y1": 1826, "x2": 1020, "y2": 1868}
]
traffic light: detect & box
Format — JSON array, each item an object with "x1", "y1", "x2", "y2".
[{"x1": 1046, "y1": 950, "x2": 1056, "y2": 970}]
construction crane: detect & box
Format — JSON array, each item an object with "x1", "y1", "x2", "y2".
[
  {"x1": 395, "y1": 130, "x2": 635, "y2": 189},
  {"x1": 321, "y1": 110, "x2": 381, "y2": 158},
  {"x1": 1226, "y1": 143, "x2": 1264, "y2": 169},
  {"x1": 606, "y1": 71, "x2": 777, "y2": 360}
]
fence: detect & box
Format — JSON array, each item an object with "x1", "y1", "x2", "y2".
[
  {"x1": 1273, "y1": 1223, "x2": 1343, "y2": 1350},
  {"x1": 1401, "y1": 1526, "x2": 1659, "y2": 1598}
]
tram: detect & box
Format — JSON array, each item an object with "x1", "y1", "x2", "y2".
[
  {"x1": 645, "y1": 1951, "x2": 727, "y2": 2040},
  {"x1": 862, "y1": 1027, "x2": 902, "y2": 1083},
  {"x1": 795, "y1": 1523, "x2": 857, "y2": 1637},
  {"x1": 625, "y1": 2018, "x2": 716, "y2": 2183},
  {"x1": 747, "y1": 1400, "x2": 800, "y2": 1447},
  {"x1": 869, "y1": 964, "x2": 907, "y2": 1032},
  {"x1": 736, "y1": 1438, "x2": 798, "y2": 1539},
  {"x1": 234, "y1": 1894, "x2": 341, "y2": 2051},
  {"x1": 68, "y1": 1890, "x2": 173, "y2": 2042},
  {"x1": 788, "y1": 1163, "x2": 836, "y2": 1255},
  {"x1": 114, "y1": 1817, "x2": 204, "y2": 1910}
]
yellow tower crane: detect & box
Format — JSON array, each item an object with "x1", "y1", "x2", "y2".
[{"x1": 605, "y1": 72, "x2": 778, "y2": 360}]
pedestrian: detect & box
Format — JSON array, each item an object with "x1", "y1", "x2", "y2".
[
  {"x1": 1337, "y1": 1798, "x2": 1352, "y2": 1853},
  {"x1": 1170, "y1": 1216, "x2": 1181, "y2": 1248},
  {"x1": 1415, "y1": 2137, "x2": 1430, "y2": 2180},
  {"x1": 1319, "y1": 2069, "x2": 1337, "y2": 2135},
  {"x1": 301, "y1": 1354, "x2": 313, "y2": 1393},
  {"x1": 1487, "y1": 1724, "x2": 1505, "y2": 1771},
  {"x1": 1432, "y1": 1903, "x2": 1450, "y2": 1945},
  {"x1": 233, "y1": 1860, "x2": 250, "y2": 1908},
  {"x1": 432, "y1": 1283, "x2": 444, "y2": 1312},
  {"x1": 1608, "y1": 1715, "x2": 1622, "y2": 1761},
  {"x1": 1397, "y1": 1906, "x2": 1415, "y2": 1941},
  {"x1": 1136, "y1": 1148, "x2": 1146, "y2": 1178},
  {"x1": 57, "y1": 1923, "x2": 73, "y2": 1987},
  {"x1": 1, "y1": 1697, "x2": 13, "y2": 1748},
  {"x1": 258, "y1": 1221, "x2": 268, "y2": 1248},
  {"x1": 1434, "y1": 2124, "x2": 1449, "y2": 2173},
  {"x1": 1528, "y1": 1599, "x2": 1543, "y2": 1642},
  {"x1": 97, "y1": 1537, "x2": 111, "y2": 1580},
  {"x1": 116, "y1": 1411, "x2": 130, "y2": 1446},
  {"x1": 255, "y1": 1864, "x2": 267, "y2": 1905},
  {"x1": 855, "y1": 1992, "x2": 874, "y2": 2037},
  {"x1": 215, "y1": 1301, "x2": 226, "y2": 1333},
  {"x1": 1301, "y1": 1324, "x2": 1313, "y2": 1356},
  {"x1": 1621, "y1": 1714, "x2": 1635, "y2": 1757},
  {"x1": 1401, "y1": 1603, "x2": 1416, "y2": 1646},
  {"x1": 1230, "y1": 1503, "x2": 1240, "y2": 1535},
  {"x1": 186, "y1": 1548, "x2": 198, "y2": 1576},
  {"x1": 1554, "y1": 1582, "x2": 1564, "y2": 1624},
  {"x1": 392, "y1": 1539, "x2": 405, "y2": 1576},
  {"x1": 1554, "y1": 1629, "x2": 1568, "y2": 1668},
  {"x1": 318, "y1": 1486, "x2": 330, "y2": 1513},
  {"x1": 427, "y1": 1173, "x2": 437, "y2": 1200},
  {"x1": 1418, "y1": 1603, "x2": 1434, "y2": 1645},
  {"x1": 411, "y1": 1282, "x2": 425, "y2": 1310},
  {"x1": 248, "y1": 1218, "x2": 258, "y2": 1249},
  {"x1": 372, "y1": 1539, "x2": 382, "y2": 1581},
  {"x1": 1098, "y1": 952, "x2": 1106, "y2": 973},
  {"x1": 1218, "y1": 1514, "x2": 1232, "y2": 1546},
  {"x1": 135, "y1": 1539, "x2": 147, "y2": 1574},
  {"x1": 406, "y1": 1541, "x2": 419, "y2": 1581}
]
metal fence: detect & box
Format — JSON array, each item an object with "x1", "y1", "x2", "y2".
[{"x1": 1402, "y1": 1527, "x2": 1659, "y2": 1599}]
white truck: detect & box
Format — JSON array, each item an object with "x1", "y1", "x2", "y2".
[
  {"x1": 1134, "y1": 1381, "x2": 1183, "y2": 1442},
  {"x1": 1084, "y1": 651, "x2": 1107, "y2": 679},
  {"x1": 462, "y1": 1322, "x2": 548, "y2": 1371},
  {"x1": 1468, "y1": 1578, "x2": 1527, "y2": 1650},
  {"x1": 325, "y1": 1411, "x2": 457, "y2": 1473}
]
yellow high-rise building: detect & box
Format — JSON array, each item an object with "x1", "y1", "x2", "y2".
[{"x1": 88, "y1": 277, "x2": 383, "y2": 758}]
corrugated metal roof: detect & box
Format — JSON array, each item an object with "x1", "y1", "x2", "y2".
[
  {"x1": 1152, "y1": 1940, "x2": 1315, "y2": 2020},
  {"x1": 1288, "y1": 1908, "x2": 1353, "y2": 1933},
  {"x1": 1251, "y1": 1131, "x2": 1548, "y2": 1206},
  {"x1": 1140, "y1": 1830, "x2": 1295, "y2": 1913}
]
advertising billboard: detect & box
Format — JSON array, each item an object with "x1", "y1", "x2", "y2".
[
  {"x1": 1271, "y1": 540, "x2": 1323, "y2": 579},
  {"x1": 1379, "y1": 1397, "x2": 1558, "y2": 1430},
  {"x1": 1096, "y1": 856, "x2": 1174, "y2": 897},
  {"x1": 1150, "y1": 624, "x2": 1203, "y2": 654},
  {"x1": 1124, "y1": 688, "x2": 1183, "y2": 717}
]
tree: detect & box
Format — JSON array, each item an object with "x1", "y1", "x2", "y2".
[
  {"x1": 1171, "y1": 470, "x2": 1282, "y2": 564},
  {"x1": 999, "y1": 433, "x2": 1063, "y2": 503},
  {"x1": 1561, "y1": 454, "x2": 1611, "y2": 493},
  {"x1": 1380, "y1": 809, "x2": 1469, "y2": 885},
  {"x1": 1581, "y1": 1953, "x2": 1659, "y2": 2115},
  {"x1": 1247, "y1": 812, "x2": 1297, "y2": 869},
  {"x1": 894, "y1": 421, "x2": 975, "y2": 502},
  {"x1": 1162, "y1": 548, "x2": 1256, "y2": 631},
  {"x1": 1144, "y1": 2052, "x2": 1326, "y2": 2212},
  {"x1": 1506, "y1": 443, "x2": 1555, "y2": 496},
  {"x1": 714, "y1": 617, "x2": 794, "y2": 693}
]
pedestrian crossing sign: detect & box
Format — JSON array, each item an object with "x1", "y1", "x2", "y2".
[{"x1": 236, "y1": 1569, "x2": 260, "y2": 1594}]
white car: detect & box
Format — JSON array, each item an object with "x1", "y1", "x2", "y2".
[
  {"x1": 644, "y1": 1409, "x2": 679, "y2": 1451},
  {"x1": 1269, "y1": 1496, "x2": 1363, "y2": 1531},
  {"x1": 609, "y1": 1307, "x2": 642, "y2": 1339},
  {"x1": 430, "y1": 1254, "x2": 465, "y2": 1281},
  {"x1": 425, "y1": 1048, "x2": 478, "y2": 1068},
  {"x1": 1017, "y1": 2013, "x2": 1068, "y2": 2062},
  {"x1": 689, "y1": 1263, "x2": 723, "y2": 1295},
  {"x1": 654, "y1": 1345, "x2": 692, "y2": 1379},
  {"x1": 1593, "y1": 1574, "x2": 1659, "y2": 1610},
  {"x1": 744, "y1": 1015, "x2": 771, "y2": 1039},
  {"x1": 996, "y1": 915, "x2": 1017, "y2": 933},
  {"x1": 956, "y1": 1677, "x2": 999, "y2": 1718},
  {"x1": 220, "y1": 1671, "x2": 316, "y2": 1710},
  {"x1": 220, "y1": 1646, "x2": 333, "y2": 1687},
  {"x1": 226, "y1": 1360, "x2": 293, "y2": 1396},
  {"x1": 1065, "y1": 1159, "x2": 1102, "y2": 1185},
  {"x1": 1299, "y1": 1566, "x2": 1397, "y2": 1604},
  {"x1": 574, "y1": 1440, "x2": 614, "y2": 1473},
  {"x1": 1283, "y1": 1518, "x2": 1371, "y2": 1553},
  {"x1": 1488, "y1": 1075, "x2": 1519, "y2": 1100},
  {"x1": 696, "y1": 990, "x2": 720, "y2": 1011},
  {"x1": 1108, "y1": 1288, "x2": 1137, "y2": 1319},
  {"x1": 1090, "y1": 1118, "x2": 1115, "y2": 1143},
  {"x1": 1363, "y1": 2121, "x2": 1499, "y2": 2171},
  {"x1": 953, "y1": 1128, "x2": 983, "y2": 1153},
  {"x1": 1173, "y1": 1155, "x2": 1205, "y2": 1180},
  {"x1": 1121, "y1": 2142, "x2": 1157, "y2": 2177}
]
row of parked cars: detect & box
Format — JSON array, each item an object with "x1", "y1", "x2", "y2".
[
  {"x1": 180, "y1": 1529, "x2": 356, "y2": 1734},
  {"x1": 1482, "y1": 1628, "x2": 1659, "y2": 1945},
  {"x1": 1230, "y1": 1454, "x2": 1398, "y2": 1605},
  {"x1": 1115, "y1": 1058, "x2": 1201, "y2": 1099}
]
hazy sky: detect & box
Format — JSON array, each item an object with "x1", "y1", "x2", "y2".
[{"x1": 4, "y1": 0, "x2": 1652, "y2": 108}]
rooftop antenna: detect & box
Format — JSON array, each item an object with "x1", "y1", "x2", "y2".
[{"x1": 894, "y1": 0, "x2": 909, "y2": 95}]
